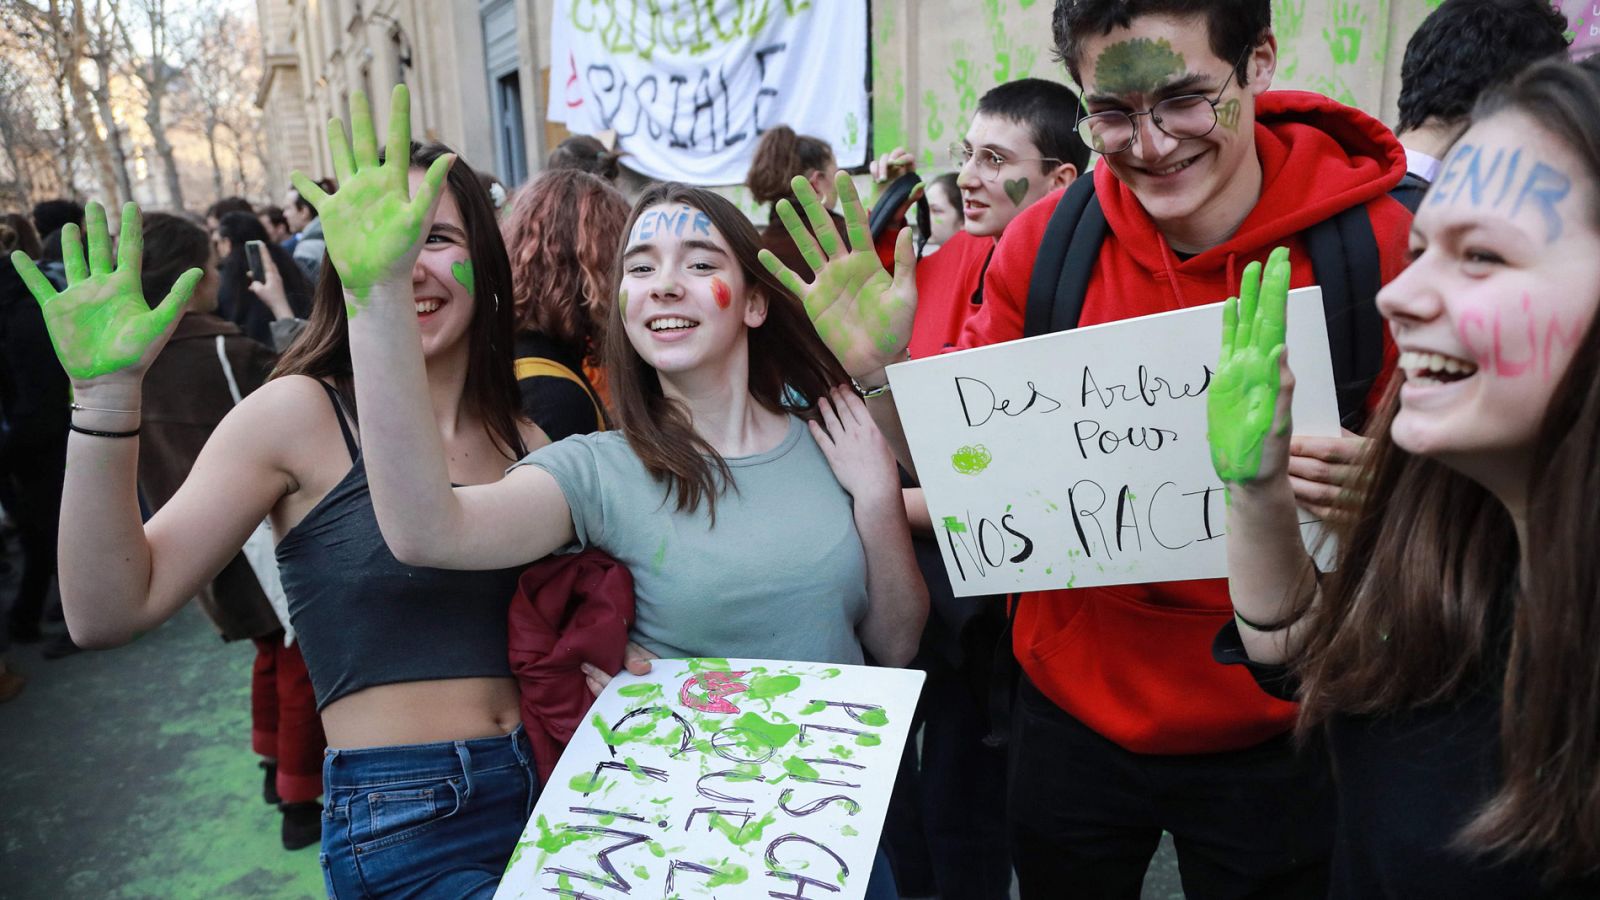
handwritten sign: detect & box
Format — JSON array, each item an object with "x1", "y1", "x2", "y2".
[
  {"x1": 548, "y1": 1, "x2": 870, "y2": 185},
  {"x1": 495, "y1": 658, "x2": 923, "y2": 900},
  {"x1": 888, "y1": 289, "x2": 1341, "y2": 596}
]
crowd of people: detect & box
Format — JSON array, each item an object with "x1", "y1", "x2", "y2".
[{"x1": 3, "y1": 0, "x2": 1597, "y2": 897}]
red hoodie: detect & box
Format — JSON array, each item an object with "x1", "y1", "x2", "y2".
[
  {"x1": 953, "y1": 90, "x2": 1412, "y2": 755},
  {"x1": 908, "y1": 230, "x2": 998, "y2": 359}
]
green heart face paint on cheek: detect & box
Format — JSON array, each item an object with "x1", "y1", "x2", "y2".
[
  {"x1": 1003, "y1": 177, "x2": 1029, "y2": 207},
  {"x1": 450, "y1": 259, "x2": 475, "y2": 296},
  {"x1": 1094, "y1": 37, "x2": 1187, "y2": 96}
]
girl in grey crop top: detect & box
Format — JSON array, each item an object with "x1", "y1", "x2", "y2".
[{"x1": 339, "y1": 181, "x2": 930, "y2": 678}]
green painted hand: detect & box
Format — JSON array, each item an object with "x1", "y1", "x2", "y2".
[
  {"x1": 758, "y1": 172, "x2": 917, "y2": 378},
  {"x1": 10, "y1": 201, "x2": 198, "y2": 381},
  {"x1": 290, "y1": 84, "x2": 453, "y2": 315},
  {"x1": 1207, "y1": 246, "x2": 1292, "y2": 483}
]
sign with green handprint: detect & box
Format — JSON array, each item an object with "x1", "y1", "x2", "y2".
[
  {"x1": 290, "y1": 84, "x2": 452, "y2": 317},
  {"x1": 11, "y1": 201, "x2": 200, "y2": 381},
  {"x1": 882, "y1": 279, "x2": 1340, "y2": 596}
]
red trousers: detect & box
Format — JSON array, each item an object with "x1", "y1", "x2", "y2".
[{"x1": 250, "y1": 634, "x2": 326, "y2": 804}]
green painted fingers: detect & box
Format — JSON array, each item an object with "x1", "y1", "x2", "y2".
[
  {"x1": 1207, "y1": 246, "x2": 1292, "y2": 483},
  {"x1": 757, "y1": 171, "x2": 916, "y2": 378},
  {"x1": 1094, "y1": 38, "x2": 1187, "y2": 96},
  {"x1": 291, "y1": 84, "x2": 454, "y2": 316},
  {"x1": 11, "y1": 201, "x2": 198, "y2": 381}
]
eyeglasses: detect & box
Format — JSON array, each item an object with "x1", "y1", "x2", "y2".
[
  {"x1": 948, "y1": 143, "x2": 1063, "y2": 182},
  {"x1": 1073, "y1": 52, "x2": 1246, "y2": 155}
]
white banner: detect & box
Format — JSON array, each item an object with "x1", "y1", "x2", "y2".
[
  {"x1": 548, "y1": 0, "x2": 870, "y2": 185},
  {"x1": 495, "y1": 658, "x2": 923, "y2": 900},
  {"x1": 888, "y1": 289, "x2": 1342, "y2": 597}
]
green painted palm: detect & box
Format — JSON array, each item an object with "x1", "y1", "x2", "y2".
[
  {"x1": 1208, "y1": 246, "x2": 1292, "y2": 483},
  {"x1": 758, "y1": 172, "x2": 918, "y2": 378},
  {"x1": 290, "y1": 84, "x2": 452, "y2": 316},
  {"x1": 10, "y1": 201, "x2": 198, "y2": 381}
]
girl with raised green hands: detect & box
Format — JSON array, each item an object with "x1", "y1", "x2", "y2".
[
  {"x1": 26, "y1": 84, "x2": 550, "y2": 897},
  {"x1": 1207, "y1": 57, "x2": 1600, "y2": 898}
]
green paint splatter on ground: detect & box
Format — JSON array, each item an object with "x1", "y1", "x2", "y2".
[
  {"x1": 451, "y1": 259, "x2": 475, "y2": 296},
  {"x1": 1094, "y1": 38, "x2": 1187, "y2": 96},
  {"x1": 941, "y1": 516, "x2": 967, "y2": 533},
  {"x1": 950, "y1": 444, "x2": 993, "y2": 475}
]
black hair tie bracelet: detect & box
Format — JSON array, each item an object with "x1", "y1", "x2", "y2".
[{"x1": 70, "y1": 423, "x2": 140, "y2": 439}]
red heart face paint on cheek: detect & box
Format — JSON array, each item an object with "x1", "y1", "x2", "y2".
[{"x1": 711, "y1": 277, "x2": 732, "y2": 310}]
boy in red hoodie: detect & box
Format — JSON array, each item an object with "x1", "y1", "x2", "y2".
[{"x1": 762, "y1": 1, "x2": 1412, "y2": 897}]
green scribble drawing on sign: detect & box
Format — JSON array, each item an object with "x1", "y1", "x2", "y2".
[
  {"x1": 451, "y1": 259, "x2": 474, "y2": 296},
  {"x1": 1322, "y1": 0, "x2": 1367, "y2": 66},
  {"x1": 951, "y1": 444, "x2": 993, "y2": 475},
  {"x1": 1094, "y1": 38, "x2": 1187, "y2": 96},
  {"x1": 941, "y1": 516, "x2": 967, "y2": 533}
]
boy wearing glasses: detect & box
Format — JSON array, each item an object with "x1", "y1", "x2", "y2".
[
  {"x1": 773, "y1": 1, "x2": 1414, "y2": 897},
  {"x1": 873, "y1": 78, "x2": 1089, "y2": 360}
]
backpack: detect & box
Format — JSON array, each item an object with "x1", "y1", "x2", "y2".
[
  {"x1": 514, "y1": 355, "x2": 607, "y2": 432},
  {"x1": 984, "y1": 173, "x2": 1416, "y2": 746},
  {"x1": 1022, "y1": 173, "x2": 1417, "y2": 430}
]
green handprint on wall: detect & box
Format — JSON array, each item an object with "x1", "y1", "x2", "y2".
[
  {"x1": 10, "y1": 201, "x2": 199, "y2": 381},
  {"x1": 1322, "y1": 0, "x2": 1368, "y2": 67},
  {"x1": 290, "y1": 84, "x2": 453, "y2": 317},
  {"x1": 1208, "y1": 247, "x2": 1292, "y2": 484}
]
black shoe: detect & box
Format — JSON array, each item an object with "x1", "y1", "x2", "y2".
[
  {"x1": 281, "y1": 801, "x2": 323, "y2": 850},
  {"x1": 260, "y1": 760, "x2": 281, "y2": 805},
  {"x1": 41, "y1": 633, "x2": 80, "y2": 659}
]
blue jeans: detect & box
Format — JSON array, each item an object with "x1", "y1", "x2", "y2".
[{"x1": 319, "y1": 726, "x2": 539, "y2": 900}]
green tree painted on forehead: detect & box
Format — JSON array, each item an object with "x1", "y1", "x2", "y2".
[{"x1": 1094, "y1": 38, "x2": 1187, "y2": 96}]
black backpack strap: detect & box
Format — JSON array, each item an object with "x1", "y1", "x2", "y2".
[
  {"x1": 1388, "y1": 171, "x2": 1429, "y2": 213},
  {"x1": 1023, "y1": 175, "x2": 1104, "y2": 338},
  {"x1": 1303, "y1": 200, "x2": 1387, "y2": 431}
]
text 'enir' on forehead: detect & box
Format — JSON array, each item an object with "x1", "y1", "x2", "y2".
[{"x1": 631, "y1": 204, "x2": 714, "y2": 244}]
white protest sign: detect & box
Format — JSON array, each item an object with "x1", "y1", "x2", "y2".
[
  {"x1": 888, "y1": 288, "x2": 1341, "y2": 596},
  {"x1": 548, "y1": 1, "x2": 870, "y2": 185},
  {"x1": 495, "y1": 658, "x2": 923, "y2": 900}
]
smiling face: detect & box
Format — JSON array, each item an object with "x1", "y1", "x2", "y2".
[
  {"x1": 1377, "y1": 111, "x2": 1600, "y2": 487},
  {"x1": 1077, "y1": 14, "x2": 1272, "y2": 249},
  {"x1": 957, "y1": 113, "x2": 1070, "y2": 237},
  {"x1": 619, "y1": 202, "x2": 766, "y2": 380},
  {"x1": 408, "y1": 168, "x2": 477, "y2": 361}
]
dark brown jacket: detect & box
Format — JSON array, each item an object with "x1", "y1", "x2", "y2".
[{"x1": 141, "y1": 313, "x2": 281, "y2": 641}]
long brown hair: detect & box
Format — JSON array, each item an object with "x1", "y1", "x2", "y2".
[
  {"x1": 273, "y1": 142, "x2": 526, "y2": 459},
  {"x1": 1291, "y1": 57, "x2": 1600, "y2": 880},
  {"x1": 500, "y1": 168, "x2": 629, "y2": 364},
  {"x1": 602, "y1": 183, "x2": 849, "y2": 520},
  {"x1": 745, "y1": 125, "x2": 833, "y2": 208}
]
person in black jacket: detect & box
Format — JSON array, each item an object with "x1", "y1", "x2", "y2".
[
  {"x1": 214, "y1": 211, "x2": 314, "y2": 347},
  {"x1": 1211, "y1": 56, "x2": 1600, "y2": 899}
]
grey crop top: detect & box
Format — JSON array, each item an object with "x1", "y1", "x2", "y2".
[{"x1": 275, "y1": 381, "x2": 523, "y2": 709}]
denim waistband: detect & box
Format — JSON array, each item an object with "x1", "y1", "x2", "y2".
[{"x1": 323, "y1": 725, "x2": 530, "y2": 792}]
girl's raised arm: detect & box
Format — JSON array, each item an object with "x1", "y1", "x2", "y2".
[{"x1": 308, "y1": 85, "x2": 574, "y2": 570}]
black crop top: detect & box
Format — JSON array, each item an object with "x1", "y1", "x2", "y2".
[{"x1": 276, "y1": 382, "x2": 523, "y2": 709}]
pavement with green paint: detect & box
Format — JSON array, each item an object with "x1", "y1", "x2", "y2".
[{"x1": 0, "y1": 603, "x2": 323, "y2": 899}]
